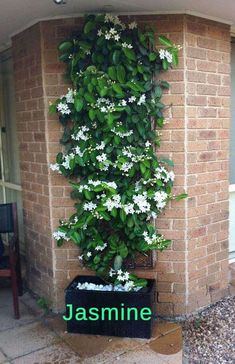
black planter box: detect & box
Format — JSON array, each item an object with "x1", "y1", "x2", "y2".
[{"x1": 65, "y1": 275, "x2": 156, "y2": 338}]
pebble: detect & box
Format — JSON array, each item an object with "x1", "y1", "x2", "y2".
[
  {"x1": 183, "y1": 296, "x2": 235, "y2": 363},
  {"x1": 75, "y1": 282, "x2": 141, "y2": 292}
]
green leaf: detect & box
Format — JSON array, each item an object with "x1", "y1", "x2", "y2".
[
  {"x1": 160, "y1": 158, "x2": 174, "y2": 167},
  {"x1": 155, "y1": 86, "x2": 162, "y2": 98},
  {"x1": 58, "y1": 41, "x2": 73, "y2": 52},
  {"x1": 159, "y1": 35, "x2": 173, "y2": 47},
  {"x1": 175, "y1": 193, "x2": 188, "y2": 201},
  {"x1": 70, "y1": 231, "x2": 81, "y2": 244},
  {"x1": 119, "y1": 244, "x2": 128, "y2": 258},
  {"x1": 116, "y1": 65, "x2": 126, "y2": 83},
  {"x1": 100, "y1": 87, "x2": 108, "y2": 97},
  {"x1": 120, "y1": 209, "x2": 126, "y2": 223},
  {"x1": 108, "y1": 66, "x2": 117, "y2": 80},
  {"x1": 56, "y1": 152, "x2": 63, "y2": 164},
  {"x1": 84, "y1": 93, "x2": 96, "y2": 103},
  {"x1": 49, "y1": 103, "x2": 57, "y2": 114},
  {"x1": 112, "y1": 84, "x2": 123, "y2": 95},
  {"x1": 111, "y1": 208, "x2": 117, "y2": 218},
  {"x1": 172, "y1": 49, "x2": 178, "y2": 66},
  {"x1": 107, "y1": 113, "x2": 114, "y2": 127},
  {"x1": 93, "y1": 255, "x2": 101, "y2": 264},
  {"x1": 84, "y1": 190, "x2": 92, "y2": 200},
  {"x1": 114, "y1": 255, "x2": 123, "y2": 270},
  {"x1": 99, "y1": 211, "x2": 111, "y2": 221},
  {"x1": 89, "y1": 109, "x2": 96, "y2": 121},
  {"x1": 123, "y1": 48, "x2": 136, "y2": 61},
  {"x1": 160, "y1": 81, "x2": 170, "y2": 89},
  {"x1": 162, "y1": 58, "x2": 168, "y2": 70},
  {"x1": 78, "y1": 41, "x2": 91, "y2": 50},
  {"x1": 74, "y1": 96, "x2": 84, "y2": 112},
  {"x1": 140, "y1": 162, "x2": 146, "y2": 174},
  {"x1": 112, "y1": 50, "x2": 121, "y2": 65},
  {"x1": 127, "y1": 217, "x2": 134, "y2": 228},
  {"x1": 149, "y1": 52, "x2": 157, "y2": 61},
  {"x1": 84, "y1": 20, "x2": 95, "y2": 34},
  {"x1": 75, "y1": 155, "x2": 85, "y2": 167}
]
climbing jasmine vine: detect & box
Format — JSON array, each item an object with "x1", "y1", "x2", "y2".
[{"x1": 49, "y1": 13, "x2": 186, "y2": 291}]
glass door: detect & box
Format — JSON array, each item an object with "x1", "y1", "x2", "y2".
[{"x1": 0, "y1": 49, "x2": 24, "y2": 252}]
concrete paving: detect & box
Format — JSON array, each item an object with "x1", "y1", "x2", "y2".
[{"x1": 0, "y1": 287, "x2": 183, "y2": 364}]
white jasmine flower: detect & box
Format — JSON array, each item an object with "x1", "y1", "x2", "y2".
[
  {"x1": 120, "y1": 162, "x2": 133, "y2": 173},
  {"x1": 143, "y1": 231, "x2": 164, "y2": 245},
  {"x1": 74, "y1": 146, "x2": 84, "y2": 157},
  {"x1": 100, "y1": 106, "x2": 107, "y2": 112},
  {"x1": 145, "y1": 141, "x2": 151, "y2": 148},
  {"x1": 53, "y1": 231, "x2": 69, "y2": 241},
  {"x1": 73, "y1": 126, "x2": 90, "y2": 141},
  {"x1": 50, "y1": 163, "x2": 60, "y2": 171},
  {"x1": 87, "y1": 251, "x2": 92, "y2": 257},
  {"x1": 96, "y1": 141, "x2": 105, "y2": 150},
  {"x1": 106, "y1": 181, "x2": 117, "y2": 189},
  {"x1": 114, "y1": 34, "x2": 120, "y2": 41},
  {"x1": 159, "y1": 49, "x2": 165, "y2": 60},
  {"x1": 83, "y1": 202, "x2": 97, "y2": 211},
  {"x1": 133, "y1": 193, "x2": 151, "y2": 213},
  {"x1": 95, "y1": 243, "x2": 107, "y2": 251},
  {"x1": 123, "y1": 203, "x2": 135, "y2": 215},
  {"x1": 105, "y1": 33, "x2": 111, "y2": 40},
  {"x1": 124, "y1": 281, "x2": 135, "y2": 291},
  {"x1": 73, "y1": 216, "x2": 78, "y2": 223},
  {"x1": 123, "y1": 271, "x2": 130, "y2": 280},
  {"x1": 62, "y1": 154, "x2": 75, "y2": 170},
  {"x1": 118, "y1": 275, "x2": 126, "y2": 282},
  {"x1": 111, "y1": 127, "x2": 133, "y2": 138},
  {"x1": 97, "y1": 29, "x2": 103, "y2": 37},
  {"x1": 117, "y1": 269, "x2": 123, "y2": 275},
  {"x1": 137, "y1": 94, "x2": 146, "y2": 106},
  {"x1": 159, "y1": 49, "x2": 173, "y2": 63},
  {"x1": 78, "y1": 255, "x2": 83, "y2": 260},
  {"x1": 151, "y1": 211, "x2": 157, "y2": 219},
  {"x1": 128, "y1": 21, "x2": 137, "y2": 29},
  {"x1": 57, "y1": 102, "x2": 71, "y2": 115},
  {"x1": 96, "y1": 153, "x2": 107, "y2": 162},
  {"x1": 167, "y1": 171, "x2": 175, "y2": 182},
  {"x1": 109, "y1": 268, "x2": 115, "y2": 277},
  {"x1": 154, "y1": 191, "x2": 168, "y2": 209},
  {"x1": 65, "y1": 88, "x2": 75, "y2": 104},
  {"x1": 109, "y1": 28, "x2": 116, "y2": 35},
  {"x1": 122, "y1": 42, "x2": 133, "y2": 49},
  {"x1": 128, "y1": 96, "x2": 136, "y2": 103},
  {"x1": 104, "y1": 194, "x2": 121, "y2": 211}
]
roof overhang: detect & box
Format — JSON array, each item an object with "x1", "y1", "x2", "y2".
[{"x1": 1, "y1": 0, "x2": 234, "y2": 51}]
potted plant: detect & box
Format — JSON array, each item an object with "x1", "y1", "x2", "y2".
[{"x1": 50, "y1": 13, "x2": 185, "y2": 338}]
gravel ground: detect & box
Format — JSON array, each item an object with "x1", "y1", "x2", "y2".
[{"x1": 183, "y1": 295, "x2": 235, "y2": 363}]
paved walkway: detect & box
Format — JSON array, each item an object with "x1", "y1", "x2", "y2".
[{"x1": 0, "y1": 287, "x2": 182, "y2": 364}]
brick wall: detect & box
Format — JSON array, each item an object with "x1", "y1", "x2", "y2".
[
  {"x1": 12, "y1": 24, "x2": 55, "y2": 299},
  {"x1": 12, "y1": 14, "x2": 231, "y2": 315},
  {"x1": 185, "y1": 16, "x2": 230, "y2": 312}
]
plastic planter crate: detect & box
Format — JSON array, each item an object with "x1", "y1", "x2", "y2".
[{"x1": 65, "y1": 275, "x2": 156, "y2": 338}]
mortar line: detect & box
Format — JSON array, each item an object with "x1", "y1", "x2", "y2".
[{"x1": 183, "y1": 16, "x2": 189, "y2": 309}]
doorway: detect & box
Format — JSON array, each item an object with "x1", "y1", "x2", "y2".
[{"x1": 0, "y1": 49, "x2": 24, "y2": 252}]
